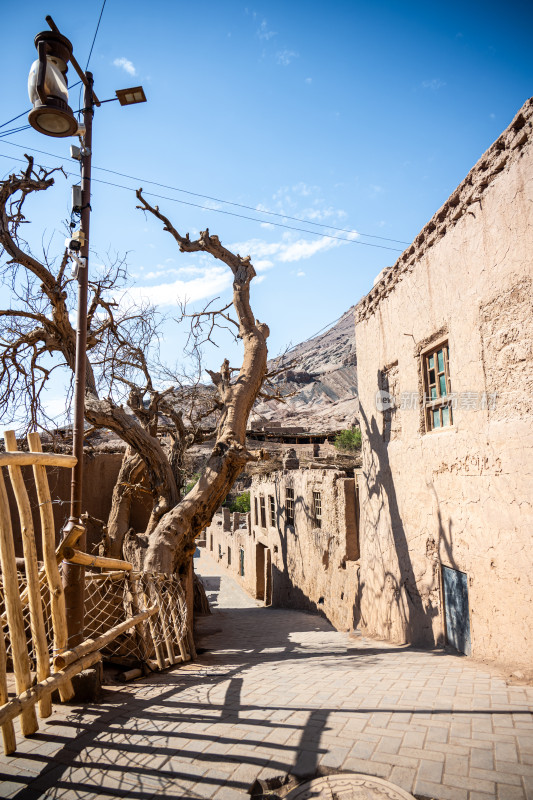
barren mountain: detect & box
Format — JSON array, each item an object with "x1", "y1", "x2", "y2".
[{"x1": 251, "y1": 306, "x2": 358, "y2": 432}]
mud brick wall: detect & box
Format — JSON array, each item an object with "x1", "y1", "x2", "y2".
[
  {"x1": 205, "y1": 468, "x2": 360, "y2": 632},
  {"x1": 354, "y1": 98, "x2": 533, "y2": 670}
]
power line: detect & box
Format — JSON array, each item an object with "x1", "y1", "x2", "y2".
[
  {"x1": 86, "y1": 0, "x2": 108, "y2": 70},
  {"x1": 0, "y1": 145, "x2": 406, "y2": 252},
  {"x1": 0, "y1": 140, "x2": 408, "y2": 246},
  {"x1": 0, "y1": 110, "x2": 31, "y2": 130},
  {"x1": 0, "y1": 81, "x2": 83, "y2": 133},
  {"x1": 285, "y1": 312, "x2": 346, "y2": 354},
  {"x1": 0, "y1": 126, "x2": 32, "y2": 138}
]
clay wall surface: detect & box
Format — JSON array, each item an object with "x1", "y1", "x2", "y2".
[
  {"x1": 6, "y1": 452, "x2": 152, "y2": 558},
  {"x1": 204, "y1": 469, "x2": 360, "y2": 631},
  {"x1": 353, "y1": 99, "x2": 533, "y2": 669}
]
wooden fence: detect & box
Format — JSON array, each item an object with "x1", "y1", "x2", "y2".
[{"x1": 0, "y1": 431, "x2": 192, "y2": 755}]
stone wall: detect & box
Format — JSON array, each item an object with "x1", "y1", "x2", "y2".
[
  {"x1": 203, "y1": 467, "x2": 360, "y2": 631},
  {"x1": 353, "y1": 98, "x2": 533, "y2": 669}
]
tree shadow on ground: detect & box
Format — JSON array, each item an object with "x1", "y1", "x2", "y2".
[{"x1": 2, "y1": 573, "x2": 529, "y2": 800}]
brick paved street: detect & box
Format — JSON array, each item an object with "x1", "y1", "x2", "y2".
[{"x1": 1, "y1": 549, "x2": 532, "y2": 800}]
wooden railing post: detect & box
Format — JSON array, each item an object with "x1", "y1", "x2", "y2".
[
  {"x1": 4, "y1": 431, "x2": 51, "y2": 719},
  {"x1": 27, "y1": 433, "x2": 74, "y2": 702},
  {"x1": 0, "y1": 470, "x2": 39, "y2": 736}
]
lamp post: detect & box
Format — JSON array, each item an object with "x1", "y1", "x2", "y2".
[{"x1": 27, "y1": 15, "x2": 146, "y2": 650}]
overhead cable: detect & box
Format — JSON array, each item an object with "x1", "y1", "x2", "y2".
[{"x1": 0, "y1": 146, "x2": 406, "y2": 252}]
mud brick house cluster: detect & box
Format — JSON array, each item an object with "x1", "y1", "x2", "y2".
[{"x1": 203, "y1": 98, "x2": 533, "y2": 672}]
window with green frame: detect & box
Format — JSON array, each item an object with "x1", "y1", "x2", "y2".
[{"x1": 423, "y1": 342, "x2": 452, "y2": 431}]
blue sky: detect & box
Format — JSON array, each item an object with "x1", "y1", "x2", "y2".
[{"x1": 1, "y1": 0, "x2": 531, "y2": 423}]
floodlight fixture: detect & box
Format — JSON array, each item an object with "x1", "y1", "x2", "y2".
[
  {"x1": 115, "y1": 86, "x2": 147, "y2": 106},
  {"x1": 27, "y1": 30, "x2": 78, "y2": 137}
]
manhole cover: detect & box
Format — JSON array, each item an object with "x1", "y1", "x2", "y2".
[{"x1": 284, "y1": 774, "x2": 416, "y2": 800}]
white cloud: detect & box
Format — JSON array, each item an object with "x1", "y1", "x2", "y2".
[
  {"x1": 231, "y1": 238, "x2": 284, "y2": 259},
  {"x1": 297, "y1": 270, "x2": 305, "y2": 277},
  {"x1": 276, "y1": 50, "x2": 298, "y2": 66},
  {"x1": 422, "y1": 78, "x2": 446, "y2": 90},
  {"x1": 279, "y1": 235, "x2": 342, "y2": 263},
  {"x1": 255, "y1": 260, "x2": 274, "y2": 272},
  {"x1": 113, "y1": 57, "x2": 136, "y2": 76},
  {"x1": 232, "y1": 228, "x2": 358, "y2": 266},
  {"x1": 120, "y1": 265, "x2": 232, "y2": 309},
  {"x1": 258, "y1": 19, "x2": 277, "y2": 40}
]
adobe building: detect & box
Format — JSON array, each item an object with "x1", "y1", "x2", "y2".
[
  {"x1": 203, "y1": 453, "x2": 360, "y2": 631},
  {"x1": 353, "y1": 98, "x2": 533, "y2": 669}
]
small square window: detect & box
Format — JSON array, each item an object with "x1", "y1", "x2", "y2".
[
  {"x1": 423, "y1": 342, "x2": 453, "y2": 432},
  {"x1": 286, "y1": 487, "x2": 294, "y2": 526}
]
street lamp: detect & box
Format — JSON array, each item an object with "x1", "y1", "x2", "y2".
[
  {"x1": 26, "y1": 14, "x2": 146, "y2": 657},
  {"x1": 27, "y1": 30, "x2": 78, "y2": 137}
]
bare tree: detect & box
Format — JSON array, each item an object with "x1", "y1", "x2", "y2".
[{"x1": 0, "y1": 158, "x2": 275, "y2": 573}]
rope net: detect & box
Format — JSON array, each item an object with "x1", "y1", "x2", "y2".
[{"x1": 0, "y1": 569, "x2": 189, "y2": 670}]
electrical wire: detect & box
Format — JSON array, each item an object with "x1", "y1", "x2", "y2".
[
  {"x1": 0, "y1": 126, "x2": 32, "y2": 138},
  {"x1": 0, "y1": 148, "x2": 404, "y2": 252},
  {"x1": 0, "y1": 140, "x2": 408, "y2": 250},
  {"x1": 285, "y1": 312, "x2": 346, "y2": 354},
  {"x1": 0, "y1": 124, "x2": 407, "y2": 242},
  {"x1": 85, "y1": 0, "x2": 108, "y2": 70},
  {"x1": 0, "y1": 110, "x2": 31, "y2": 130}
]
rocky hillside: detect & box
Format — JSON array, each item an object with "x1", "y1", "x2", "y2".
[{"x1": 251, "y1": 306, "x2": 358, "y2": 432}]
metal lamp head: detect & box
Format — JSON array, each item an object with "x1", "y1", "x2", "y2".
[{"x1": 28, "y1": 30, "x2": 79, "y2": 137}]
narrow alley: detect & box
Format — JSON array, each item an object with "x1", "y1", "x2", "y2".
[{"x1": 1, "y1": 550, "x2": 532, "y2": 800}]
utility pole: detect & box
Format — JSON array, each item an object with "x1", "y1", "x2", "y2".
[
  {"x1": 27, "y1": 15, "x2": 146, "y2": 656},
  {"x1": 63, "y1": 73, "x2": 94, "y2": 648}
]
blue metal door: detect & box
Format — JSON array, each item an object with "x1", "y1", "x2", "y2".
[{"x1": 442, "y1": 566, "x2": 471, "y2": 655}]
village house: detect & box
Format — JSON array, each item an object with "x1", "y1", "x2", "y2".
[
  {"x1": 203, "y1": 97, "x2": 533, "y2": 673},
  {"x1": 203, "y1": 450, "x2": 360, "y2": 631},
  {"x1": 353, "y1": 97, "x2": 533, "y2": 669}
]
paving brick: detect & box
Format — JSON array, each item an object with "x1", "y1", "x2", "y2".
[
  {"x1": 414, "y1": 777, "x2": 468, "y2": 800},
  {"x1": 2, "y1": 553, "x2": 533, "y2": 800},
  {"x1": 418, "y1": 758, "x2": 444, "y2": 783},
  {"x1": 389, "y1": 765, "x2": 417, "y2": 793},
  {"x1": 444, "y1": 773, "x2": 495, "y2": 793},
  {"x1": 469, "y1": 768, "x2": 522, "y2": 787},
  {"x1": 446, "y1": 753, "x2": 469, "y2": 776},
  {"x1": 470, "y1": 748, "x2": 496, "y2": 770},
  {"x1": 495, "y1": 785, "x2": 526, "y2": 800}
]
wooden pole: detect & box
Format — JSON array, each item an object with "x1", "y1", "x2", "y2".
[
  {"x1": 4, "y1": 431, "x2": 51, "y2": 719},
  {"x1": 128, "y1": 573, "x2": 148, "y2": 663},
  {"x1": 170, "y1": 607, "x2": 190, "y2": 662},
  {"x1": 0, "y1": 626, "x2": 16, "y2": 755},
  {"x1": 62, "y1": 548, "x2": 132, "y2": 572},
  {"x1": 152, "y1": 582, "x2": 176, "y2": 665},
  {"x1": 53, "y1": 605, "x2": 158, "y2": 669},
  {"x1": 0, "y1": 651, "x2": 102, "y2": 732},
  {"x1": 142, "y1": 577, "x2": 166, "y2": 670},
  {"x1": 65, "y1": 72, "x2": 94, "y2": 651},
  {"x1": 27, "y1": 433, "x2": 74, "y2": 702},
  {"x1": 0, "y1": 470, "x2": 38, "y2": 736},
  {"x1": 0, "y1": 452, "x2": 77, "y2": 468}
]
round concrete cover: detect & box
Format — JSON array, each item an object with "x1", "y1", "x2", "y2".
[{"x1": 284, "y1": 774, "x2": 416, "y2": 800}]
